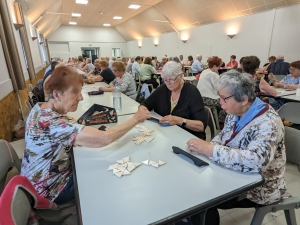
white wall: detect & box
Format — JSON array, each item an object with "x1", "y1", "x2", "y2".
[
  {"x1": 127, "y1": 4, "x2": 300, "y2": 65},
  {"x1": 48, "y1": 26, "x2": 128, "y2": 60}
]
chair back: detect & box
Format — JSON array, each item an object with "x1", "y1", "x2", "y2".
[
  {"x1": 274, "y1": 74, "x2": 286, "y2": 82},
  {"x1": 284, "y1": 127, "x2": 300, "y2": 167},
  {"x1": 278, "y1": 102, "x2": 300, "y2": 124},
  {"x1": 0, "y1": 140, "x2": 22, "y2": 195},
  {"x1": 205, "y1": 106, "x2": 217, "y2": 140}
]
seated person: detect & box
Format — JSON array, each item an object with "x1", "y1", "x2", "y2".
[
  {"x1": 99, "y1": 61, "x2": 137, "y2": 100},
  {"x1": 236, "y1": 57, "x2": 244, "y2": 73},
  {"x1": 21, "y1": 66, "x2": 150, "y2": 204},
  {"x1": 242, "y1": 56, "x2": 277, "y2": 97},
  {"x1": 191, "y1": 54, "x2": 203, "y2": 75},
  {"x1": 268, "y1": 60, "x2": 300, "y2": 109},
  {"x1": 226, "y1": 55, "x2": 238, "y2": 69},
  {"x1": 187, "y1": 71, "x2": 286, "y2": 225},
  {"x1": 88, "y1": 60, "x2": 115, "y2": 83},
  {"x1": 267, "y1": 55, "x2": 290, "y2": 75},
  {"x1": 156, "y1": 57, "x2": 167, "y2": 70},
  {"x1": 140, "y1": 61, "x2": 207, "y2": 140},
  {"x1": 79, "y1": 58, "x2": 94, "y2": 73},
  {"x1": 186, "y1": 55, "x2": 193, "y2": 66},
  {"x1": 140, "y1": 57, "x2": 159, "y2": 89},
  {"x1": 197, "y1": 56, "x2": 226, "y2": 123}
]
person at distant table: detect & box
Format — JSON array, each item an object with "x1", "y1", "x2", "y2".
[
  {"x1": 99, "y1": 61, "x2": 137, "y2": 100},
  {"x1": 140, "y1": 61, "x2": 207, "y2": 140},
  {"x1": 186, "y1": 71, "x2": 286, "y2": 225},
  {"x1": 191, "y1": 54, "x2": 203, "y2": 75},
  {"x1": 226, "y1": 55, "x2": 238, "y2": 69},
  {"x1": 88, "y1": 60, "x2": 115, "y2": 83}
]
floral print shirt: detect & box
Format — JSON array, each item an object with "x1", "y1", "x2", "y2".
[
  {"x1": 21, "y1": 103, "x2": 84, "y2": 201},
  {"x1": 211, "y1": 106, "x2": 286, "y2": 205}
]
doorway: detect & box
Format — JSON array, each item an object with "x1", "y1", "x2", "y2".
[{"x1": 81, "y1": 47, "x2": 100, "y2": 63}]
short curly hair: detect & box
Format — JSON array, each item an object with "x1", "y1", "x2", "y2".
[
  {"x1": 242, "y1": 56, "x2": 260, "y2": 75},
  {"x1": 208, "y1": 56, "x2": 222, "y2": 68},
  {"x1": 112, "y1": 61, "x2": 126, "y2": 72},
  {"x1": 99, "y1": 60, "x2": 108, "y2": 68}
]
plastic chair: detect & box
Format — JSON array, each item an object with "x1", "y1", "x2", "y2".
[
  {"x1": 207, "y1": 106, "x2": 220, "y2": 130},
  {"x1": 275, "y1": 74, "x2": 287, "y2": 82},
  {"x1": 278, "y1": 102, "x2": 300, "y2": 124},
  {"x1": 250, "y1": 196, "x2": 300, "y2": 225},
  {"x1": 204, "y1": 106, "x2": 217, "y2": 140},
  {"x1": 0, "y1": 175, "x2": 76, "y2": 225},
  {"x1": 278, "y1": 102, "x2": 300, "y2": 171},
  {"x1": 0, "y1": 140, "x2": 21, "y2": 195}
]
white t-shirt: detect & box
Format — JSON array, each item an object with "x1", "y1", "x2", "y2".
[{"x1": 197, "y1": 68, "x2": 220, "y2": 99}]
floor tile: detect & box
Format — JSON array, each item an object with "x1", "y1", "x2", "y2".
[
  {"x1": 220, "y1": 214, "x2": 240, "y2": 225},
  {"x1": 218, "y1": 209, "x2": 228, "y2": 218},
  {"x1": 284, "y1": 172, "x2": 300, "y2": 184}
]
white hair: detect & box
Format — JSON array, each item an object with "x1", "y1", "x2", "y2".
[
  {"x1": 196, "y1": 54, "x2": 202, "y2": 59},
  {"x1": 161, "y1": 61, "x2": 182, "y2": 79},
  {"x1": 55, "y1": 62, "x2": 67, "y2": 69}
]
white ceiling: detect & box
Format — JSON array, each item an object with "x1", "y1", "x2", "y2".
[{"x1": 17, "y1": 0, "x2": 300, "y2": 40}]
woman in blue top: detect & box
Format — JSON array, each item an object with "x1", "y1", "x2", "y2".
[{"x1": 268, "y1": 60, "x2": 300, "y2": 109}]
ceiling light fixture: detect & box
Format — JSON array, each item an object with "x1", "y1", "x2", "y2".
[
  {"x1": 69, "y1": 22, "x2": 77, "y2": 25},
  {"x1": 103, "y1": 23, "x2": 110, "y2": 26},
  {"x1": 76, "y1": 0, "x2": 88, "y2": 4},
  {"x1": 113, "y1": 16, "x2": 122, "y2": 19},
  {"x1": 128, "y1": 4, "x2": 140, "y2": 9},
  {"x1": 72, "y1": 13, "x2": 81, "y2": 17}
]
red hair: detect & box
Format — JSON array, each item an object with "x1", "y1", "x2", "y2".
[
  {"x1": 44, "y1": 66, "x2": 83, "y2": 98},
  {"x1": 208, "y1": 56, "x2": 222, "y2": 68}
]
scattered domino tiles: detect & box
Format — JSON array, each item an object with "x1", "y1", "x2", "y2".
[
  {"x1": 133, "y1": 125, "x2": 155, "y2": 145},
  {"x1": 142, "y1": 160, "x2": 166, "y2": 168},
  {"x1": 107, "y1": 156, "x2": 142, "y2": 178}
]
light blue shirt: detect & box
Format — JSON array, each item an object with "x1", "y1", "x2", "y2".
[
  {"x1": 109, "y1": 59, "x2": 114, "y2": 70},
  {"x1": 191, "y1": 59, "x2": 203, "y2": 73},
  {"x1": 132, "y1": 61, "x2": 141, "y2": 76},
  {"x1": 283, "y1": 74, "x2": 300, "y2": 85},
  {"x1": 44, "y1": 65, "x2": 51, "y2": 76}
]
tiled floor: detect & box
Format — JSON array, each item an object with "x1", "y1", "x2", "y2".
[{"x1": 218, "y1": 160, "x2": 300, "y2": 225}]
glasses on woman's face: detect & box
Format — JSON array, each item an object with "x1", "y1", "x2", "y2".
[
  {"x1": 219, "y1": 94, "x2": 234, "y2": 103},
  {"x1": 289, "y1": 67, "x2": 299, "y2": 72},
  {"x1": 163, "y1": 74, "x2": 181, "y2": 84}
]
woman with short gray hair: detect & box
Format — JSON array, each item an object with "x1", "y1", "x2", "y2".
[
  {"x1": 186, "y1": 70, "x2": 286, "y2": 224},
  {"x1": 140, "y1": 61, "x2": 207, "y2": 140}
]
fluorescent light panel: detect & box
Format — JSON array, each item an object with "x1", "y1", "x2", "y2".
[
  {"x1": 113, "y1": 16, "x2": 122, "y2": 19},
  {"x1": 128, "y1": 4, "x2": 140, "y2": 9},
  {"x1": 72, "y1": 13, "x2": 81, "y2": 17},
  {"x1": 69, "y1": 22, "x2": 77, "y2": 25},
  {"x1": 103, "y1": 23, "x2": 110, "y2": 26},
  {"x1": 76, "y1": 0, "x2": 88, "y2": 4}
]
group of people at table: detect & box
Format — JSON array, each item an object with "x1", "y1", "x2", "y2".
[{"x1": 21, "y1": 52, "x2": 300, "y2": 225}]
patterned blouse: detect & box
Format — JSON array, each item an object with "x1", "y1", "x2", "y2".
[
  {"x1": 211, "y1": 105, "x2": 286, "y2": 205},
  {"x1": 21, "y1": 103, "x2": 84, "y2": 201},
  {"x1": 282, "y1": 74, "x2": 300, "y2": 85}
]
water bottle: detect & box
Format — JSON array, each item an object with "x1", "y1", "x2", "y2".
[{"x1": 113, "y1": 83, "x2": 122, "y2": 111}]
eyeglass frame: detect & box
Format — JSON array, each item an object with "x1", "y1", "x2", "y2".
[
  {"x1": 163, "y1": 73, "x2": 182, "y2": 84},
  {"x1": 219, "y1": 94, "x2": 234, "y2": 103}
]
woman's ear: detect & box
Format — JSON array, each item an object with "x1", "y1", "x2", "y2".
[
  {"x1": 52, "y1": 90, "x2": 61, "y2": 102},
  {"x1": 241, "y1": 95, "x2": 249, "y2": 105}
]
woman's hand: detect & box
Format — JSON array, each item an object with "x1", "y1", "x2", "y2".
[
  {"x1": 133, "y1": 106, "x2": 151, "y2": 123},
  {"x1": 268, "y1": 73, "x2": 276, "y2": 83},
  {"x1": 186, "y1": 138, "x2": 214, "y2": 157},
  {"x1": 159, "y1": 115, "x2": 181, "y2": 126}
]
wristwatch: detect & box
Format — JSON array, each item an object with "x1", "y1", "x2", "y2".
[{"x1": 181, "y1": 118, "x2": 187, "y2": 127}]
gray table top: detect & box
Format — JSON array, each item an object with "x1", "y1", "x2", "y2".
[
  {"x1": 67, "y1": 85, "x2": 140, "y2": 118},
  {"x1": 72, "y1": 115, "x2": 263, "y2": 225}
]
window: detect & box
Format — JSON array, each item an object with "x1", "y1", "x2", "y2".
[{"x1": 112, "y1": 48, "x2": 121, "y2": 57}]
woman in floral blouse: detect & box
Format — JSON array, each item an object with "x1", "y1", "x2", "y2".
[
  {"x1": 186, "y1": 71, "x2": 286, "y2": 225},
  {"x1": 21, "y1": 66, "x2": 150, "y2": 204}
]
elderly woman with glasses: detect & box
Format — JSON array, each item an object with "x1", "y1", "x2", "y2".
[
  {"x1": 140, "y1": 61, "x2": 207, "y2": 140},
  {"x1": 186, "y1": 70, "x2": 286, "y2": 225}
]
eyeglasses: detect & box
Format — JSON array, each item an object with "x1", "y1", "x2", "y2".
[
  {"x1": 219, "y1": 94, "x2": 234, "y2": 103},
  {"x1": 163, "y1": 74, "x2": 181, "y2": 84}
]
